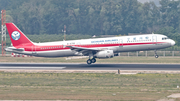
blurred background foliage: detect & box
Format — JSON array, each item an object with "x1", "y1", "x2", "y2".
[{"x1": 0, "y1": 0, "x2": 180, "y2": 48}]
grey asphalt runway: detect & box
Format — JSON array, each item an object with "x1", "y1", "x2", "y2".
[{"x1": 0, "y1": 63, "x2": 180, "y2": 70}]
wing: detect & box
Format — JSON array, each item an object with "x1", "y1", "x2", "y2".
[{"x1": 66, "y1": 46, "x2": 101, "y2": 56}]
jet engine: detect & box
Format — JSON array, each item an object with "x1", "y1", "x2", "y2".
[{"x1": 95, "y1": 50, "x2": 114, "y2": 58}]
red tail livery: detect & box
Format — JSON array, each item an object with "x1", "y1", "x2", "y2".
[{"x1": 6, "y1": 23, "x2": 34, "y2": 48}]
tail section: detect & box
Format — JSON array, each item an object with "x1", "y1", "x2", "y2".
[{"x1": 6, "y1": 23, "x2": 34, "y2": 47}]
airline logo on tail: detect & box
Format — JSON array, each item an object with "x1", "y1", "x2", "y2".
[{"x1": 11, "y1": 31, "x2": 21, "y2": 40}]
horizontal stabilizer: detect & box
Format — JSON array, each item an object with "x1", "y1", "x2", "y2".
[{"x1": 5, "y1": 47, "x2": 24, "y2": 52}]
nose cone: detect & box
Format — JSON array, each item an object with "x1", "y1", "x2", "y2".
[{"x1": 171, "y1": 40, "x2": 175, "y2": 46}]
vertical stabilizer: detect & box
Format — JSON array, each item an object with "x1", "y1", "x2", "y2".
[{"x1": 6, "y1": 23, "x2": 34, "y2": 47}]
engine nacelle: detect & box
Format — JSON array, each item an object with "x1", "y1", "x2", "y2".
[{"x1": 95, "y1": 50, "x2": 114, "y2": 58}]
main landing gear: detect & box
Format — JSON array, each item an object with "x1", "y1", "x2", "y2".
[
  {"x1": 154, "y1": 50, "x2": 159, "y2": 58},
  {"x1": 87, "y1": 58, "x2": 96, "y2": 65}
]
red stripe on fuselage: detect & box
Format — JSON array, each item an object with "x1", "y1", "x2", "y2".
[{"x1": 23, "y1": 42, "x2": 166, "y2": 52}]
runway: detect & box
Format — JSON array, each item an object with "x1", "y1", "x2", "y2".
[{"x1": 0, "y1": 63, "x2": 180, "y2": 71}]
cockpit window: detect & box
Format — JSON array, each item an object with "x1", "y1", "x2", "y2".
[{"x1": 162, "y1": 37, "x2": 169, "y2": 40}]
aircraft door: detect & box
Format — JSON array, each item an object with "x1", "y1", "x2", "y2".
[
  {"x1": 77, "y1": 42, "x2": 81, "y2": 47},
  {"x1": 119, "y1": 39, "x2": 123, "y2": 47},
  {"x1": 118, "y1": 39, "x2": 123, "y2": 51},
  {"x1": 152, "y1": 36, "x2": 157, "y2": 44},
  {"x1": 32, "y1": 45, "x2": 37, "y2": 55}
]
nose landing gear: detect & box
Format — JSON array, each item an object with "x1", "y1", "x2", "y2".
[
  {"x1": 154, "y1": 50, "x2": 159, "y2": 58},
  {"x1": 155, "y1": 55, "x2": 159, "y2": 58}
]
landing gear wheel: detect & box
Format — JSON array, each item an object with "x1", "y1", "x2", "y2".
[
  {"x1": 154, "y1": 50, "x2": 159, "y2": 58},
  {"x1": 87, "y1": 59, "x2": 92, "y2": 65},
  {"x1": 155, "y1": 55, "x2": 159, "y2": 58},
  {"x1": 91, "y1": 58, "x2": 96, "y2": 63}
]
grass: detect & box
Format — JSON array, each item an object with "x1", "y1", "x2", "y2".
[
  {"x1": 0, "y1": 72, "x2": 180, "y2": 100},
  {"x1": 0, "y1": 56, "x2": 180, "y2": 64},
  {"x1": 0, "y1": 55, "x2": 180, "y2": 100}
]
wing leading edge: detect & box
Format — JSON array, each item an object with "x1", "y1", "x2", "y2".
[{"x1": 66, "y1": 46, "x2": 100, "y2": 56}]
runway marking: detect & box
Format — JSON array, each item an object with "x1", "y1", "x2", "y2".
[
  {"x1": 0, "y1": 63, "x2": 180, "y2": 71},
  {"x1": 0, "y1": 67, "x2": 66, "y2": 69}
]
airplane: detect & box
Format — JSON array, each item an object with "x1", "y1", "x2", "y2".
[{"x1": 5, "y1": 23, "x2": 175, "y2": 64}]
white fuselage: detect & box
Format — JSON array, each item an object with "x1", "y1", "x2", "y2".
[{"x1": 9, "y1": 34, "x2": 175, "y2": 57}]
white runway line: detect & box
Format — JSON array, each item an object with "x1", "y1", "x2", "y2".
[{"x1": 0, "y1": 67, "x2": 66, "y2": 69}]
